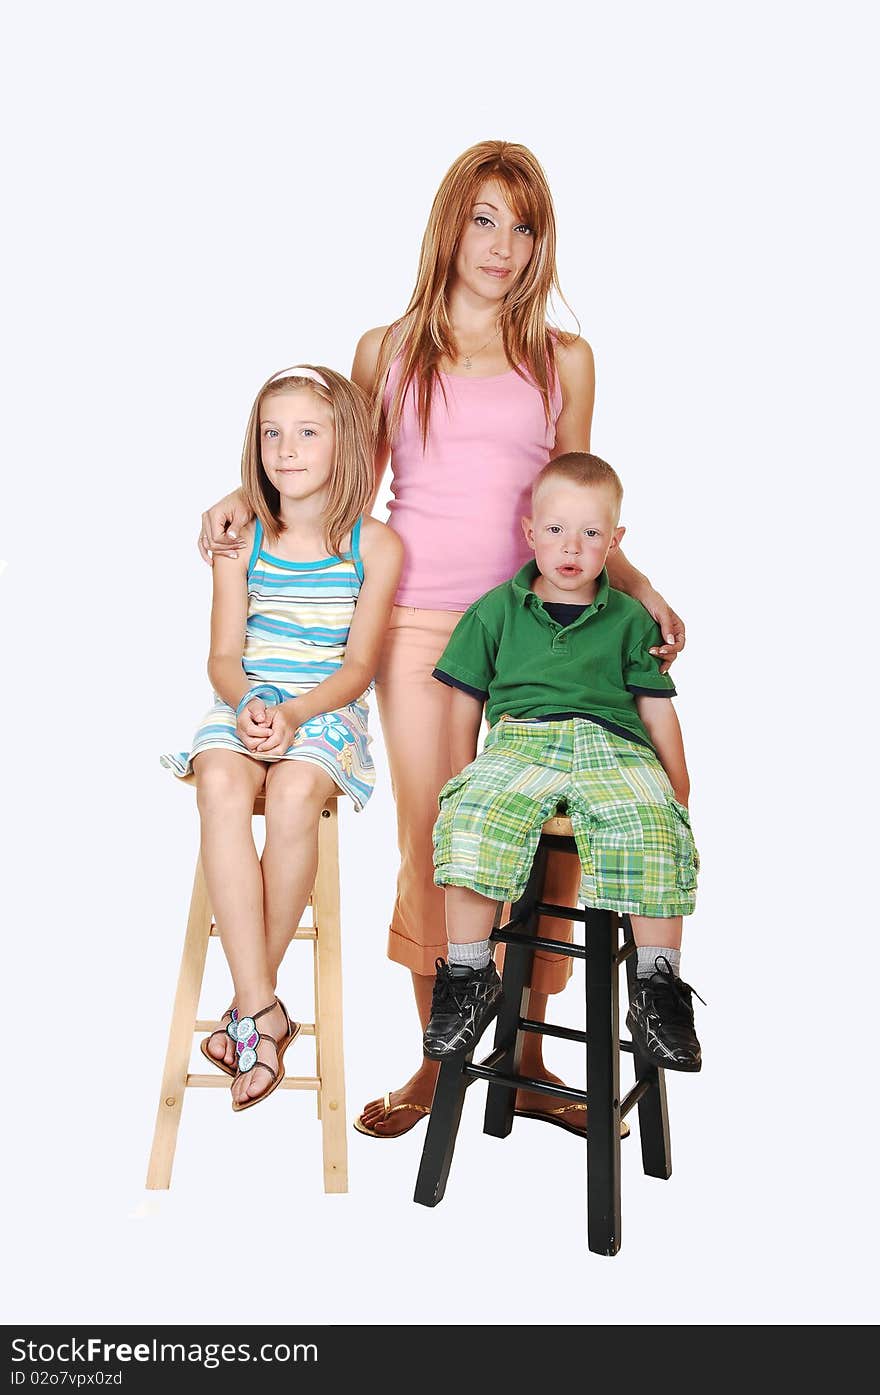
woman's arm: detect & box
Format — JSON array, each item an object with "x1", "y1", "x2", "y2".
[
  {"x1": 256, "y1": 518, "x2": 404, "y2": 752},
  {"x1": 448, "y1": 688, "x2": 484, "y2": 775},
  {"x1": 553, "y1": 335, "x2": 685, "y2": 672},
  {"x1": 351, "y1": 325, "x2": 392, "y2": 513},
  {"x1": 635, "y1": 697, "x2": 690, "y2": 806}
]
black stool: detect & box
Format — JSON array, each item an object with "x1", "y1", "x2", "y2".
[{"x1": 413, "y1": 814, "x2": 673, "y2": 1256}]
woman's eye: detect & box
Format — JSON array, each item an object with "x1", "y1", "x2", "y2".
[
  {"x1": 516, "y1": 224, "x2": 534, "y2": 236},
  {"x1": 474, "y1": 215, "x2": 495, "y2": 228}
]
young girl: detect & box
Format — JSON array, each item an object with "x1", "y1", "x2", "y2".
[{"x1": 163, "y1": 365, "x2": 403, "y2": 1110}]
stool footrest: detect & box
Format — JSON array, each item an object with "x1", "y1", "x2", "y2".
[
  {"x1": 620, "y1": 1078, "x2": 654, "y2": 1119},
  {"x1": 491, "y1": 927, "x2": 585, "y2": 960},
  {"x1": 194, "y1": 1020, "x2": 316, "y2": 1036},
  {"x1": 185, "y1": 1073, "x2": 320, "y2": 1091},
  {"x1": 520, "y1": 1018, "x2": 588, "y2": 1045},
  {"x1": 613, "y1": 941, "x2": 636, "y2": 967},
  {"x1": 210, "y1": 925, "x2": 317, "y2": 940},
  {"x1": 535, "y1": 901, "x2": 588, "y2": 923},
  {"x1": 466, "y1": 1061, "x2": 588, "y2": 1106}
]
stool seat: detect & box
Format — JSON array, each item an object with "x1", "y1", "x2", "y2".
[{"x1": 147, "y1": 780, "x2": 347, "y2": 1193}]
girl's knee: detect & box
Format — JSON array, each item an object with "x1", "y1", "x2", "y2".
[
  {"x1": 195, "y1": 760, "x2": 260, "y2": 815},
  {"x1": 264, "y1": 762, "x2": 334, "y2": 828}
]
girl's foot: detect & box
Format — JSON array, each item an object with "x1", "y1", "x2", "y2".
[
  {"x1": 230, "y1": 1000, "x2": 292, "y2": 1108},
  {"x1": 202, "y1": 1007, "x2": 237, "y2": 1072},
  {"x1": 356, "y1": 1061, "x2": 439, "y2": 1137}
]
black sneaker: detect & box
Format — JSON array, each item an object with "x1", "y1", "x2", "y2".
[
  {"x1": 626, "y1": 956, "x2": 705, "y2": 1073},
  {"x1": 422, "y1": 957, "x2": 503, "y2": 1060}
]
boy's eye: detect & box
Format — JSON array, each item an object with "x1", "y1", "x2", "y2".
[
  {"x1": 547, "y1": 525, "x2": 562, "y2": 534},
  {"x1": 585, "y1": 529, "x2": 600, "y2": 538}
]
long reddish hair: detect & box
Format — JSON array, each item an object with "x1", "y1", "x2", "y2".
[{"x1": 372, "y1": 140, "x2": 577, "y2": 450}]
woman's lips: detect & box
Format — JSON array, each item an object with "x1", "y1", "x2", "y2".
[{"x1": 480, "y1": 266, "x2": 511, "y2": 278}]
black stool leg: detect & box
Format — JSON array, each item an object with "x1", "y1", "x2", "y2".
[
  {"x1": 483, "y1": 843, "x2": 547, "y2": 1139},
  {"x1": 622, "y1": 915, "x2": 672, "y2": 1180},
  {"x1": 585, "y1": 907, "x2": 622, "y2": 1256},
  {"x1": 413, "y1": 1053, "x2": 471, "y2": 1207}
]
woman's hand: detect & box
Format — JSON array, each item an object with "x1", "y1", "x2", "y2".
[
  {"x1": 255, "y1": 700, "x2": 302, "y2": 756},
  {"x1": 641, "y1": 589, "x2": 686, "y2": 674},
  {"x1": 199, "y1": 489, "x2": 254, "y2": 565},
  {"x1": 236, "y1": 697, "x2": 273, "y2": 751}
]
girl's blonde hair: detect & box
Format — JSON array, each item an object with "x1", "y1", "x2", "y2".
[
  {"x1": 373, "y1": 140, "x2": 577, "y2": 450},
  {"x1": 241, "y1": 365, "x2": 373, "y2": 557}
]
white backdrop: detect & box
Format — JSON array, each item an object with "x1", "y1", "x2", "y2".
[{"x1": 2, "y1": 0, "x2": 877, "y2": 1325}]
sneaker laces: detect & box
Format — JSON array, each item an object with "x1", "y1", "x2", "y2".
[
  {"x1": 431, "y1": 957, "x2": 475, "y2": 1013},
  {"x1": 650, "y1": 955, "x2": 707, "y2": 1020}
]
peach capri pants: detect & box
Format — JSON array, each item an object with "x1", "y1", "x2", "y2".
[{"x1": 374, "y1": 605, "x2": 578, "y2": 994}]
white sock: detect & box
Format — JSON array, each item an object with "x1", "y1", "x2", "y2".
[
  {"x1": 448, "y1": 939, "x2": 491, "y2": 970},
  {"x1": 636, "y1": 946, "x2": 681, "y2": 979}
]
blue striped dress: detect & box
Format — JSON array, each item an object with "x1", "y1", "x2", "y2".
[{"x1": 161, "y1": 517, "x2": 375, "y2": 810}]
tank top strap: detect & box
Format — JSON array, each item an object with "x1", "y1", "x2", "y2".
[
  {"x1": 350, "y1": 516, "x2": 364, "y2": 584},
  {"x1": 247, "y1": 519, "x2": 264, "y2": 579}
]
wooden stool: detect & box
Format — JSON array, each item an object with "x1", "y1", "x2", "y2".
[
  {"x1": 414, "y1": 815, "x2": 672, "y2": 1255},
  {"x1": 146, "y1": 788, "x2": 347, "y2": 1194}
]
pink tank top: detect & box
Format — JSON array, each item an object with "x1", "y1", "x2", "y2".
[{"x1": 382, "y1": 357, "x2": 563, "y2": 611}]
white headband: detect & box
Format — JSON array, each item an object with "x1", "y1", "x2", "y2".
[{"x1": 268, "y1": 365, "x2": 331, "y2": 390}]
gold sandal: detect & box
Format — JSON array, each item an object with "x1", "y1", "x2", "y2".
[
  {"x1": 353, "y1": 1092, "x2": 431, "y2": 1138},
  {"x1": 513, "y1": 1102, "x2": 630, "y2": 1139}
]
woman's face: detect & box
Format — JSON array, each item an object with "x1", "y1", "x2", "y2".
[{"x1": 451, "y1": 178, "x2": 536, "y2": 302}]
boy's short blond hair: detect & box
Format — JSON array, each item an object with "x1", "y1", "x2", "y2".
[{"x1": 533, "y1": 451, "x2": 624, "y2": 520}]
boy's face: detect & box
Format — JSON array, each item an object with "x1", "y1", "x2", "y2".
[{"x1": 521, "y1": 479, "x2": 625, "y2": 602}]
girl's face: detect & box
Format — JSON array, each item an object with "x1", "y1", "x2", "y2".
[
  {"x1": 452, "y1": 178, "x2": 536, "y2": 302},
  {"x1": 259, "y1": 388, "x2": 336, "y2": 505}
]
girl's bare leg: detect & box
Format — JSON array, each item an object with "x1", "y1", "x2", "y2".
[
  {"x1": 194, "y1": 751, "x2": 268, "y2": 1073},
  {"x1": 262, "y1": 760, "x2": 339, "y2": 983}
]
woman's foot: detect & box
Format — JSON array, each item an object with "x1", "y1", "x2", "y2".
[
  {"x1": 230, "y1": 1000, "x2": 292, "y2": 1109},
  {"x1": 356, "y1": 1060, "x2": 439, "y2": 1137},
  {"x1": 514, "y1": 1062, "x2": 570, "y2": 1118}
]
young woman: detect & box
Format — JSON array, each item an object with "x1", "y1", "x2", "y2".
[{"x1": 200, "y1": 142, "x2": 684, "y2": 1135}]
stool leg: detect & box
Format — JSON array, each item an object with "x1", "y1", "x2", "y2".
[
  {"x1": 146, "y1": 856, "x2": 213, "y2": 1190},
  {"x1": 414, "y1": 1055, "x2": 471, "y2": 1207},
  {"x1": 622, "y1": 915, "x2": 672, "y2": 1180},
  {"x1": 312, "y1": 910, "x2": 322, "y2": 1121},
  {"x1": 585, "y1": 908, "x2": 622, "y2": 1256},
  {"x1": 483, "y1": 843, "x2": 547, "y2": 1139},
  {"x1": 314, "y1": 802, "x2": 348, "y2": 1194}
]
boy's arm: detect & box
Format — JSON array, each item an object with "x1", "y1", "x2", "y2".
[
  {"x1": 635, "y1": 697, "x2": 690, "y2": 807},
  {"x1": 448, "y1": 688, "x2": 485, "y2": 775}
]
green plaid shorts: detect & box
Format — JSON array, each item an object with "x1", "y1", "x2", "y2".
[{"x1": 433, "y1": 717, "x2": 698, "y2": 917}]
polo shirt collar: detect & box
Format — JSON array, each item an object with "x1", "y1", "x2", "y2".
[{"x1": 511, "y1": 560, "x2": 610, "y2": 612}]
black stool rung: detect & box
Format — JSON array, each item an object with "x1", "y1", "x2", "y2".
[
  {"x1": 466, "y1": 1063, "x2": 587, "y2": 1106},
  {"x1": 613, "y1": 941, "x2": 636, "y2": 966},
  {"x1": 535, "y1": 901, "x2": 588, "y2": 923},
  {"x1": 490, "y1": 927, "x2": 585, "y2": 959},
  {"x1": 620, "y1": 1079, "x2": 653, "y2": 1120},
  {"x1": 520, "y1": 1018, "x2": 588, "y2": 1046}
]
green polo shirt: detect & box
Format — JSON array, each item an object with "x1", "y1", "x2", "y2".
[{"x1": 433, "y1": 561, "x2": 676, "y2": 750}]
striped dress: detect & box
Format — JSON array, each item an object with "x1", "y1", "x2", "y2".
[{"x1": 161, "y1": 517, "x2": 375, "y2": 810}]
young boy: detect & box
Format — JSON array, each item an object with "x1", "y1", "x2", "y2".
[{"x1": 424, "y1": 451, "x2": 703, "y2": 1072}]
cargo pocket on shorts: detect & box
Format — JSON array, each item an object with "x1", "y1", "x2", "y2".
[
  {"x1": 436, "y1": 767, "x2": 471, "y2": 812},
  {"x1": 668, "y1": 799, "x2": 699, "y2": 891}
]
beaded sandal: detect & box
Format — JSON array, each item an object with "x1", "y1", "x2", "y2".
[
  {"x1": 200, "y1": 1006, "x2": 237, "y2": 1077},
  {"x1": 229, "y1": 997, "x2": 301, "y2": 1113}
]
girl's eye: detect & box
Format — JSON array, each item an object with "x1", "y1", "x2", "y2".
[
  {"x1": 263, "y1": 428, "x2": 279, "y2": 439},
  {"x1": 302, "y1": 429, "x2": 317, "y2": 438}
]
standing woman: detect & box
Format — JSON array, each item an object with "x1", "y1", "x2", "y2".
[{"x1": 201, "y1": 141, "x2": 684, "y2": 1137}]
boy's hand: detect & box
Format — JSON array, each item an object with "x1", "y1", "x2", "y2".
[
  {"x1": 237, "y1": 697, "x2": 273, "y2": 751},
  {"x1": 255, "y1": 700, "x2": 302, "y2": 756},
  {"x1": 642, "y1": 588, "x2": 686, "y2": 674}
]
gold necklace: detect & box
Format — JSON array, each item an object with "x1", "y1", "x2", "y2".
[{"x1": 456, "y1": 325, "x2": 502, "y2": 371}]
